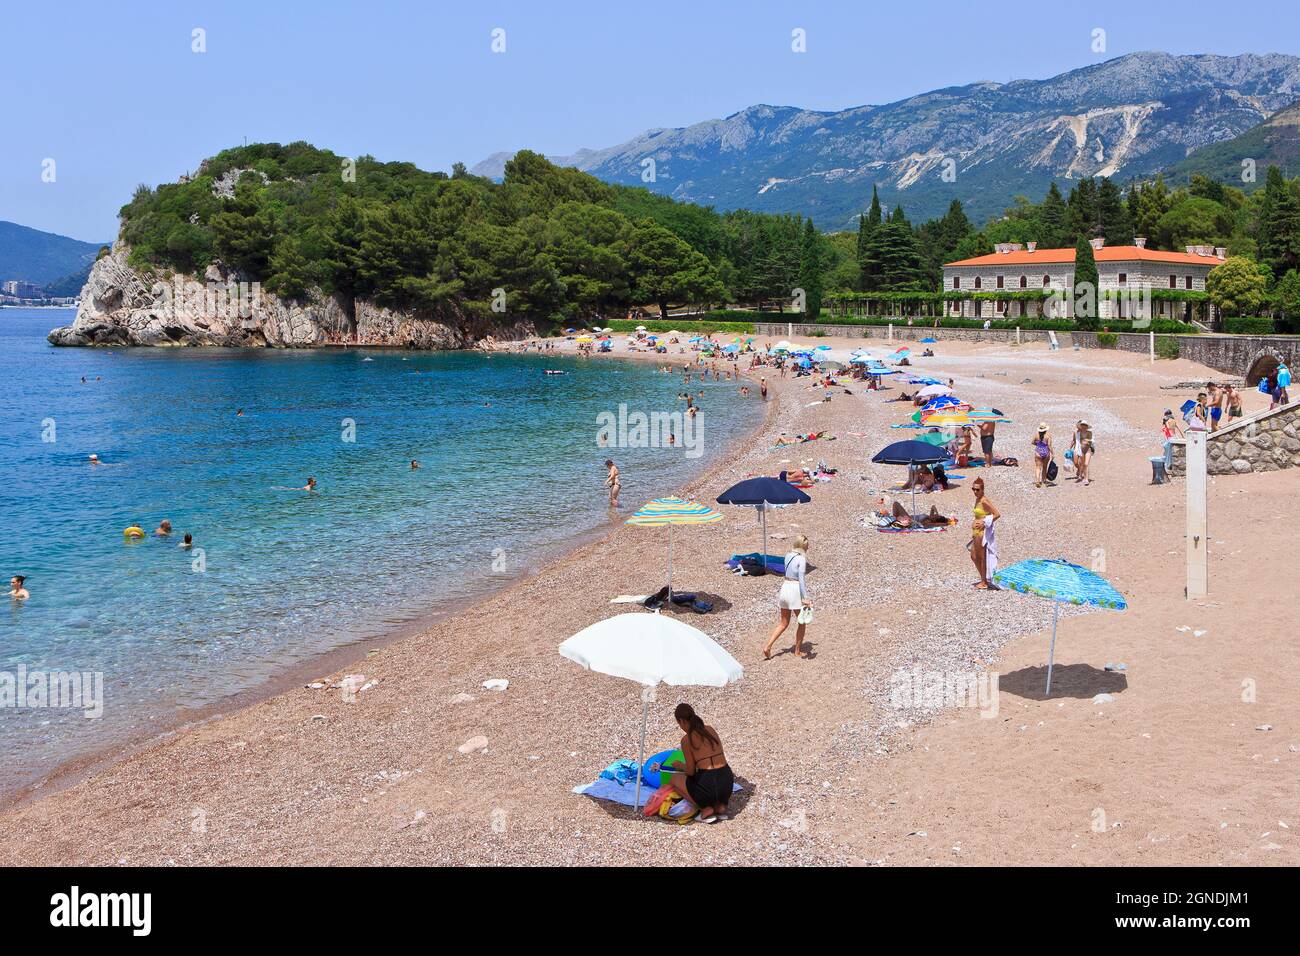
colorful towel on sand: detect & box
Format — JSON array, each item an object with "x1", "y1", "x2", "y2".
[
  {"x1": 575, "y1": 773, "x2": 741, "y2": 808},
  {"x1": 877, "y1": 524, "x2": 949, "y2": 534}
]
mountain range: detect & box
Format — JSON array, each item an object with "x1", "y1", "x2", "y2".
[
  {"x1": 473, "y1": 52, "x2": 1300, "y2": 229},
  {"x1": 0, "y1": 221, "x2": 105, "y2": 290}
]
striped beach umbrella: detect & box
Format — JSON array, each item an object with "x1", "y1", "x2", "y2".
[
  {"x1": 627, "y1": 498, "x2": 723, "y2": 599},
  {"x1": 992, "y1": 558, "x2": 1127, "y2": 695}
]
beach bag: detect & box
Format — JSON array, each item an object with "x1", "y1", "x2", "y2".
[
  {"x1": 1046, "y1": 460, "x2": 1059, "y2": 482},
  {"x1": 797, "y1": 606, "x2": 813, "y2": 625},
  {"x1": 1280, "y1": 365, "x2": 1292, "y2": 387},
  {"x1": 1259, "y1": 380, "x2": 1271, "y2": 394}
]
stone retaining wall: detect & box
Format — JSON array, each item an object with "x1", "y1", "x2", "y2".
[{"x1": 1169, "y1": 400, "x2": 1300, "y2": 476}]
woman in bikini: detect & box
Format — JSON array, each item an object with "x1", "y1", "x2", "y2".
[
  {"x1": 666, "y1": 703, "x2": 734, "y2": 824},
  {"x1": 969, "y1": 476, "x2": 1000, "y2": 589},
  {"x1": 1030, "y1": 424, "x2": 1053, "y2": 487}
]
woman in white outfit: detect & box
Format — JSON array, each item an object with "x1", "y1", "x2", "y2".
[{"x1": 764, "y1": 535, "x2": 812, "y2": 660}]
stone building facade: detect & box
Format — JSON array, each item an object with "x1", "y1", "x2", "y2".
[{"x1": 942, "y1": 239, "x2": 1223, "y2": 322}]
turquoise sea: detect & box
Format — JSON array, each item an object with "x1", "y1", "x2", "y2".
[{"x1": 0, "y1": 309, "x2": 763, "y2": 793}]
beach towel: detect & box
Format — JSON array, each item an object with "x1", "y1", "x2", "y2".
[
  {"x1": 983, "y1": 515, "x2": 999, "y2": 579},
  {"x1": 877, "y1": 523, "x2": 949, "y2": 534},
  {"x1": 609, "y1": 594, "x2": 651, "y2": 604},
  {"x1": 575, "y1": 774, "x2": 740, "y2": 808},
  {"x1": 727, "y1": 553, "x2": 787, "y2": 574}
]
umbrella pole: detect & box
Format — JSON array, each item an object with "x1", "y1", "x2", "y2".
[
  {"x1": 761, "y1": 504, "x2": 768, "y2": 568},
  {"x1": 667, "y1": 525, "x2": 674, "y2": 602},
  {"x1": 910, "y1": 458, "x2": 917, "y2": 516},
  {"x1": 634, "y1": 697, "x2": 649, "y2": 812},
  {"x1": 1045, "y1": 600, "x2": 1060, "y2": 695}
]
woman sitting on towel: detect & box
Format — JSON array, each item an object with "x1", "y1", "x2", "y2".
[
  {"x1": 901, "y1": 464, "x2": 936, "y2": 492},
  {"x1": 667, "y1": 703, "x2": 734, "y2": 824}
]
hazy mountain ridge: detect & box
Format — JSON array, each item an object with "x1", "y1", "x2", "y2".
[
  {"x1": 0, "y1": 221, "x2": 105, "y2": 287},
  {"x1": 473, "y1": 52, "x2": 1300, "y2": 228}
]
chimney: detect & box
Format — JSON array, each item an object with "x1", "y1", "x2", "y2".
[
  {"x1": 1027, "y1": 241, "x2": 1037, "y2": 253},
  {"x1": 1215, "y1": 247, "x2": 1226, "y2": 260},
  {"x1": 1133, "y1": 237, "x2": 1146, "y2": 249},
  {"x1": 1089, "y1": 238, "x2": 1105, "y2": 250}
]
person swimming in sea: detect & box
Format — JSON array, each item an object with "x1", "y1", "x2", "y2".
[
  {"x1": 8, "y1": 575, "x2": 29, "y2": 601},
  {"x1": 88, "y1": 454, "x2": 102, "y2": 465},
  {"x1": 302, "y1": 477, "x2": 317, "y2": 492},
  {"x1": 411, "y1": 459, "x2": 421, "y2": 470},
  {"x1": 154, "y1": 519, "x2": 173, "y2": 536},
  {"x1": 179, "y1": 533, "x2": 193, "y2": 550}
]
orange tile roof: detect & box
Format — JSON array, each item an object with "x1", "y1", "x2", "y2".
[{"x1": 945, "y1": 245, "x2": 1223, "y2": 267}]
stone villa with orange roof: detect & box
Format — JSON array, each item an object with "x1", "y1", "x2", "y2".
[{"x1": 943, "y1": 238, "x2": 1224, "y2": 323}]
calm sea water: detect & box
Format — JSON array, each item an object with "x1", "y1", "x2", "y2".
[{"x1": 0, "y1": 308, "x2": 762, "y2": 791}]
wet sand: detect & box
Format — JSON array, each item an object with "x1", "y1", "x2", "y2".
[{"x1": 2, "y1": 334, "x2": 1296, "y2": 866}]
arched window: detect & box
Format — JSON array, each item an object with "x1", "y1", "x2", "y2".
[
  {"x1": 1019, "y1": 275, "x2": 1027, "y2": 288},
  {"x1": 1042, "y1": 275, "x2": 1051, "y2": 287},
  {"x1": 974, "y1": 276, "x2": 982, "y2": 290}
]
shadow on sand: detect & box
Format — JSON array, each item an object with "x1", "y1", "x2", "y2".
[{"x1": 997, "y1": 663, "x2": 1129, "y2": 701}]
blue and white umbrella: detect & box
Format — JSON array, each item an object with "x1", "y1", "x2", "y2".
[
  {"x1": 716, "y1": 477, "x2": 811, "y2": 568},
  {"x1": 992, "y1": 558, "x2": 1128, "y2": 694}
]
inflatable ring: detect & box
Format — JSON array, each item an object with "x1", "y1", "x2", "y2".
[{"x1": 123, "y1": 526, "x2": 145, "y2": 539}]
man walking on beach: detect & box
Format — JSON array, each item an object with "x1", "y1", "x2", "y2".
[
  {"x1": 760, "y1": 378, "x2": 768, "y2": 401},
  {"x1": 979, "y1": 420, "x2": 996, "y2": 467}
]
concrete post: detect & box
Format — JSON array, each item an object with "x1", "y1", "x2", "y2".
[
  {"x1": 1185, "y1": 430, "x2": 1208, "y2": 598},
  {"x1": 1015, "y1": 326, "x2": 1021, "y2": 345},
  {"x1": 888, "y1": 323, "x2": 894, "y2": 341},
  {"x1": 787, "y1": 321, "x2": 793, "y2": 338},
  {"x1": 1150, "y1": 330, "x2": 1155, "y2": 364}
]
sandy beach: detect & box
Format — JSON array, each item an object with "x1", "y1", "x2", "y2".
[{"x1": 2, "y1": 332, "x2": 1297, "y2": 867}]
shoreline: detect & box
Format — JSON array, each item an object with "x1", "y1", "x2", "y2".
[{"x1": 0, "y1": 339, "x2": 777, "y2": 812}]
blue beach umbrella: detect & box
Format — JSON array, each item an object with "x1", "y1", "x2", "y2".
[
  {"x1": 815, "y1": 344, "x2": 832, "y2": 351},
  {"x1": 716, "y1": 477, "x2": 811, "y2": 568},
  {"x1": 992, "y1": 558, "x2": 1128, "y2": 694},
  {"x1": 872, "y1": 439, "x2": 948, "y2": 513}
]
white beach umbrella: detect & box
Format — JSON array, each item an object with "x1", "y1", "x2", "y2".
[
  {"x1": 559, "y1": 613, "x2": 743, "y2": 811},
  {"x1": 916, "y1": 383, "x2": 953, "y2": 398}
]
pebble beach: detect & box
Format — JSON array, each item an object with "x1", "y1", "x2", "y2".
[{"x1": 2, "y1": 332, "x2": 1297, "y2": 867}]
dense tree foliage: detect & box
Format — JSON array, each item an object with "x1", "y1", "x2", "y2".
[{"x1": 118, "y1": 142, "x2": 826, "y2": 322}]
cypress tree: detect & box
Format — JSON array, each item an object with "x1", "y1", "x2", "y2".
[
  {"x1": 799, "y1": 218, "x2": 824, "y2": 319},
  {"x1": 1073, "y1": 236, "x2": 1100, "y2": 329}
]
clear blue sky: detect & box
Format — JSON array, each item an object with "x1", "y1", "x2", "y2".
[{"x1": 5, "y1": 0, "x2": 1297, "y2": 241}]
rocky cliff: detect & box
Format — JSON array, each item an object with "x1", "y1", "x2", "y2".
[{"x1": 47, "y1": 245, "x2": 538, "y2": 350}]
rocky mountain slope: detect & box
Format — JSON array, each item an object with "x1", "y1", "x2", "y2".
[
  {"x1": 1163, "y1": 99, "x2": 1300, "y2": 188},
  {"x1": 474, "y1": 52, "x2": 1300, "y2": 228}
]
